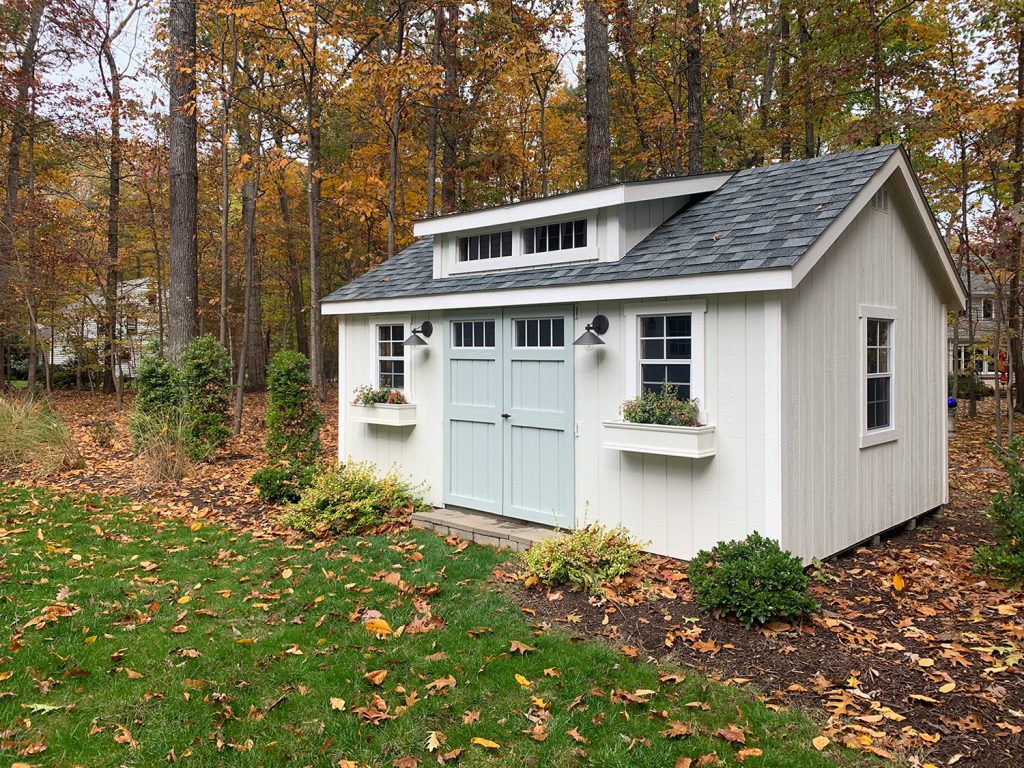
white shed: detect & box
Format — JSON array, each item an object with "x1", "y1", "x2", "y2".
[{"x1": 322, "y1": 145, "x2": 966, "y2": 562}]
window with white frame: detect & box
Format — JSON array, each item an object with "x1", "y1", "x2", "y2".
[
  {"x1": 639, "y1": 314, "x2": 692, "y2": 398},
  {"x1": 513, "y1": 317, "x2": 565, "y2": 348},
  {"x1": 458, "y1": 231, "x2": 512, "y2": 262},
  {"x1": 376, "y1": 324, "x2": 405, "y2": 389},
  {"x1": 983, "y1": 298, "x2": 994, "y2": 319},
  {"x1": 523, "y1": 219, "x2": 587, "y2": 254},
  {"x1": 451, "y1": 319, "x2": 495, "y2": 348},
  {"x1": 866, "y1": 318, "x2": 892, "y2": 431},
  {"x1": 957, "y1": 344, "x2": 993, "y2": 375}
]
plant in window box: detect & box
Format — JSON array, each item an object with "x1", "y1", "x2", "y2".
[
  {"x1": 351, "y1": 384, "x2": 416, "y2": 426},
  {"x1": 603, "y1": 386, "x2": 715, "y2": 458}
]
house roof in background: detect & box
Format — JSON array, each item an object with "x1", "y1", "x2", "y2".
[{"x1": 322, "y1": 145, "x2": 906, "y2": 305}]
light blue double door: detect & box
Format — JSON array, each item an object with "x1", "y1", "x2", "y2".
[{"x1": 443, "y1": 308, "x2": 575, "y2": 527}]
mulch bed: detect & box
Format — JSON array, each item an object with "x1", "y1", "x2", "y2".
[{"x1": 512, "y1": 400, "x2": 1024, "y2": 766}]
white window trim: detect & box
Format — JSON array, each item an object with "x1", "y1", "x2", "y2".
[
  {"x1": 623, "y1": 299, "x2": 707, "y2": 421},
  {"x1": 447, "y1": 214, "x2": 598, "y2": 275},
  {"x1": 859, "y1": 304, "x2": 899, "y2": 449},
  {"x1": 369, "y1": 315, "x2": 413, "y2": 398}
]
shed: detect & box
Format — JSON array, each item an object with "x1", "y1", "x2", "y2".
[{"x1": 322, "y1": 145, "x2": 966, "y2": 562}]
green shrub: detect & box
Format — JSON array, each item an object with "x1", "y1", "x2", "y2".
[
  {"x1": 179, "y1": 335, "x2": 233, "y2": 460},
  {"x1": 130, "y1": 350, "x2": 183, "y2": 450},
  {"x1": 253, "y1": 350, "x2": 325, "y2": 504},
  {"x1": 353, "y1": 384, "x2": 407, "y2": 406},
  {"x1": 974, "y1": 438, "x2": 1024, "y2": 584},
  {"x1": 950, "y1": 373, "x2": 994, "y2": 400},
  {"x1": 283, "y1": 461, "x2": 428, "y2": 536},
  {"x1": 132, "y1": 410, "x2": 193, "y2": 481},
  {"x1": 688, "y1": 532, "x2": 818, "y2": 627},
  {"x1": 520, "y1": 525, "x2": 647, "y2": 593},
  {"x1": 0, "y1": 397, "x2": 82, "y2": 474},
  {"x1": 91, "y1": 419, "x2": 116, "y2": 449},
  {"x1": 621, "y1": 387, "x2": 700, "y2": 427}
]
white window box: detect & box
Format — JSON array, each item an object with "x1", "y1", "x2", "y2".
[
  {"x1": 351, "y1": 403, "x2": 417, "y2": 427},
  {"x1": 601, "y1": 420, "x2": 716, "y2": 459}
]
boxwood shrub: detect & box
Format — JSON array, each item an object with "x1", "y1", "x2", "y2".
[
  {"x1": 973, "y1": 437, "x2": 1024, "y2": 583},
  {"x1": 688, "y1": 532, "x2": 818, "y2": 627}
]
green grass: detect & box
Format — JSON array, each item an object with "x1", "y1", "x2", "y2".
[{"x1": 0, "y1": 488, "x2": 861, "y2": 767}]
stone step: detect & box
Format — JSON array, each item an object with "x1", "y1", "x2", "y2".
[{"x1": 411, "y1": 507, "x2": 560, "y2": 552}]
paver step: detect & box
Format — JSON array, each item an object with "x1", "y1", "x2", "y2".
[{"x1": 411, "y1": 507, "x2": 560, "y2": 552}]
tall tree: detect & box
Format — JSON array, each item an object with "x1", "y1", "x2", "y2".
[
  {"x1": 584, "y1": 0, "x2": 610, "y2": 187},
  {"x1": 685, "y1": 0, "x2": 703, "y2": 173},
  {"x1": 167, "y1": 0, "x2": 199, "y2": 359}
]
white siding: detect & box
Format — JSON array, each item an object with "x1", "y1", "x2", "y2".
[
  {"x1": 575, "y1": 295, "x2": 768, "y2": 559},
  {"x1": 780, "y1": 186, "x2": 948, "y2": 562},
  {"x1": 338, "y1": 312, "x2": 446, "y2": 507}
]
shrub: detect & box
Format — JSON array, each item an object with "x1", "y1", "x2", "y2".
[
  {"x1": 353, "y1": 384, "x2": 407, "y2": 406},
  {"x1": 621, "y1": 387, "x2": 700, "y2": 427},
  {"x1": 253, "y1": 350, "x2": 325, "y2": 504},
  {"x1": 179, "y1": 335, "x2": 233, "y2": 460},
  {"x1": 688, "y1": 532, "x2": 818, "y2": 627},
  {"x1": 973, "y1": 438, "x2": 1024, "y2": 584},
  {"x1": 132, "y1": 410, "x2": 193, "y2": 481},
  {"x1": 520, "y1": 525, "x2": 647, "y2": 593},
  {"x1": 91, "y1": 419, "x2": 116, "y2": 449},
  {"x1": 283, "y1": 461, "x2": 428, "y2": 536},
  {"x1": 950, "y1": 374, "x2": 994, "y2": 401},
  {"x1": 130, "y1": 350, "x2": 183, "y2": 450},
  {"x1": 0, "y1": 397, "x2": 82, "y2": 474}
]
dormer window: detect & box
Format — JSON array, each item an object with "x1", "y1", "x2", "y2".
[
  {"x1": 523, "y1": 219, "x2": 587, "y2": 254},
  {"x1": 458, "y1": 231, "x2": 512, "y2": 262}
]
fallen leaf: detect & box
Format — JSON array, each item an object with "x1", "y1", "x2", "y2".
[
  {"x1": 330, "y1": 697, "x2": 346, "y2": 711},
  {"x1": 812, "y1": 735, "x2": 830, "y2": 751},
  {"x1": 470, "y1": 736, "x2": 500, "y2": 749},
  {"x1": 363, "y1": 669, "x2": 388, "y2": 686}
]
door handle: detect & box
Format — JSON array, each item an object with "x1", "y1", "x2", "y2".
[{"x1": 501, "y1": 413, "x2": 511, "y2": 419}]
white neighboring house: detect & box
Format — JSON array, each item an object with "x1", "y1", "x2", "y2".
[
  {"x1": 45, "y1": 277, "x2": 162, "y2": 379},
  {"x1": 322, "y1": 145, "x2": 966, "y2": 563}
]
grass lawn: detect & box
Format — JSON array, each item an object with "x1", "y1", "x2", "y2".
[{"x1": 0, "y1": 487, "x2": 863, "y2": 767}]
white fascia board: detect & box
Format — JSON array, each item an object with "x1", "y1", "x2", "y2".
[
  {"x1": 412, "y1": 174, "x2": 734, "y2": 237},
  {"x1": 321, "y1": 267, "x2": 793, "y2": 316},
  {"x1": 790, "y1": 149, "x2": 966, "y2": 308}
]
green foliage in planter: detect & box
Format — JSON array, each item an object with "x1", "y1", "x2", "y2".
[
  {"x1": 973, "y1": 437, "x2": 1024, "y2": 584},
  {"x1": 621, "y1": 387, "x2": 700, "y2": 427},
  {"x1": 283, "y1": 461, "x2": 428, "y2": 535},
  {"x1": 520, "y1": 525, "x2": 647, "y2": 593},
  {"x1": 353, "y1": 384, "x2": 407, "y2": 406},
  {"x1": 179, "y1": 335, "x2": 233, "y2": 460},
  {"x1": 688, "y1": 532, "x2": 818, "y2": 627},
  {"x1": 130, "y1": 349, "x2": 184, "y2": 450},
  {"x1": 253, "y1": 350, "x2": 324, "y2": 504}
]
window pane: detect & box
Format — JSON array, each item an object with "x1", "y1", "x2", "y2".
[
  {"x1": 527, "y1": 319, "x2": 538, "y2": 346},
  {"x1": 575, "y1": 219, "x2": 587, "y2": 247},
  {"x1": 641, "y1": 339, "x2": 664, "y2": 359},
  {"x1": 459, "y1": 238, "x2": 468, "y2": 261},
  {"x1": 540, "y1": 319, "x2": 551, "y2": 346},
  {"x1": 552, "y1": 319, "x2": 564, "y2": 346},
  {"x1": 523, "y1": 228, "x2": 534, "y2": 254},
  {"x1": 665, "y1": 364, "x2": 690, "y2": 384},
  {"x1": 502, "y1": 230, "x2": 513, "y2": 257},
  {"x1": 877, "y1": 321, "x2": 889, "y2": 346},
  {"x1": 562, "y1": 221, "x2": 574, "y2": 248},
  {"x1": 867, "y1": 320, "x2": 878, "y2": 347},
  {"x1": 641, "y1": 364, "x2": 667, "y2": 387},
  {"x1": 867, "y1": 348, "x2": 878, "y2": 374},
  {"x1": 667, "y1": 339, "x2": 691, "y2": 359},
  {"x1": 877, "y1": 348, "x2": 889, "y2": 374},
  {"x1": 378, "y1": 325, "x2": 390, "y2": 342},
  {"x1": 640, "y1": 316, "x2": 664, "y2": 337},
  {"x1": 476, "y1": 321, "x2": 487, "y2": 346},
  {"x1": 548, "y1": 223, "x2": 560, "y2": 251},
  {"x1": 468, "y1": 236, "x2": 479, "y2": 260},
  {"x1": 666, "y1": 315, "x2": 691, "y2": 337},
  {"x1": 537, "y1": 226, "x2": 547, "y2": 252},
  {"x1": 453, "y1": 322, "x2": 463, "y2": 347},
  {"x1": 490, "y1": 233, "x2": 501, "y2": 258},
  {"x1": 485, "y1": 321, "x2": 495, "y2": 347},
  {"x1": 515, "y1": 320, "x2": 526, "y2": 347}
]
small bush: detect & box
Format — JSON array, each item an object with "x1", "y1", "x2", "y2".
[
  {"x1": 283, "y1": 461, "x2": 428, "y2": 536},
  {"x1": 974, "y1": 438, "x2": 1024, "y2": 584},
  {"x1": 253, "y1": 462, "x2": 317, "y2": 505},
  {"x1": 130, "y1": 350, "x2": 183, "y2": 450},
  {"x1": 0, "y1": 397, "x2": 82, "y2": 474},
  {"x1": 520, "y1": 525, "x2": 647, "y2": 593},
  {"x1": 132, "y1": 410, "x2": 193, "y2": 481},
  {"x1": 353, "y1": 384, "x2": 407, "y2": 406},
  {"x1": 179, "y1": 335, "x2": 233, "y2": 460},
  {"x1": 621, "y1": 387, "x2": 700, "y2": 427},
  {"x1": 91, "y1": 420, "x2": 116, "y2": 449},
  {"x1": 688, "y1": 532, "x2": 818, "y2": 627},
  {"x1": 950, "y1": 373, "x2": 994, "y2": 401}
]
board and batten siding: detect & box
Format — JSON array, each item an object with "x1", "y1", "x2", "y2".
[
  {"x1": 338, "y1": 312, "x2": 446, "y2": 507},
  {"x1": 574, "y1": 294, "x2": 768, "y2": 559},
  {"x1": 780, "y1": 186, "x2": 948, "y2": 562}
]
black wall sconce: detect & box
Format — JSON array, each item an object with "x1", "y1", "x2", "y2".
[
  {"x1": 403, "y1": 320, "x2": 433, "y2": 346},
  {"x1": 573, "y1": 314, "x2": 609, "y2": 347}
]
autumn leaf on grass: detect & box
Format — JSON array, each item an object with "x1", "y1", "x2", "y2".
[
  {"x1": 363, "y1": 669, "x2": 388, "y2": 686},
  {"x1": 437, "y1": 747, "x2": 464, "y2": 763},
  {"x1": 330, "y1": 697, "x2": 346, "y2": 711},
  {"x1": 425, "y1": 731, "x2": 445, "y2": 752},
  {"x1": 462, "y1": 710, "x2": 480, "y2": 724},
  {"x1": 515, "y1": 673, "x2": 532, "y2": 688},
  {"x1": 661, "y1": 720, "x2": 695, "y2": 739},
  {"x1": 812, "y1": 735, "x2": 830, "y2": 750},
  {"x1": 566, "y1": 728, "x2": 588, "y2": 743},
  {"x1": 426, "y1": 675, "x2": 456, "y2": 694},
  {"x1": 471, "y1": 737, "x2": 500, "y2": 749},
  {"x1": 892, "y1": 573, "x2": 906, "y2": 591},
  {"x1": 716, "y1": 724, "x2": 746, "y2": 744},
  {"x1": 393, "y1": 757, "x2": 419, "y2": 768},
  {"x1": 364, "y1": 618, "x2": 393, "y2": 637},
  {"x1": 113, "y1": 724, "x2": 137, "y2": 749},
  {"x1": 509, "y1": 640, "x2": 536, "y2": 654},
  {"x1": 736, "y1": 748, "x2": 764, "y2": 762}
]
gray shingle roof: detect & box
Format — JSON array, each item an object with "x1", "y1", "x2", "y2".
[{"x1": 323, "y1": 145, "x2": 897, "y2": 303}]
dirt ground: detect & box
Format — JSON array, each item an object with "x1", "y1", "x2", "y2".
[{"x1": 3, "y1": 390, "x2": 1023, "y2": 765}]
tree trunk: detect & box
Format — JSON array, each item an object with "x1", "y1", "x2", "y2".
[
  {"x1": 584, "y1": 0, "x2": 611, "y2": 188},
  {"x1": 1010, "y1": 27, "x2": 1024, "y2": 410},
  {"x1": 685, "y1": 0, "x2": 703, "y2": 174},
  {"x1": 237, "y1": 115, "x2": 265, "y2": 390},
  {"x1": 440, "y1": 4, "x2": 459, "y2": 212},
  {"x1": 611, "y1": 0, "x2": 652, "y2": 174},
  {"x1": 103, "y1": 45, "x2": 121, "y2": 395},
  {"x1": 426, "y1": 5, "x2": 442, "y2": 217},
  {"x1": 168, "y1": 0, "x2": 199, "y2": 360},
  {"x1": 307, "y1": 83, "x2": 325, "y2": 398},
  {"x1": 273, "y1": 129, "x2": 308, "y2": 356},
  {"x1": 386, "y1": 4, "x2": 407, "y2": 258},
  {"x1": 799, "y1": 14, "x2": 815, "y2": 158},
  {"x1": 867, "y1": 0, "x2": 883, "y2": 147}
]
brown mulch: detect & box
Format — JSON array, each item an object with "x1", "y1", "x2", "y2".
[
  {"x1": 1, "y1": 389, "x2": 338, "y2": 535},
  {"x1": 511, "y1": 398, "x2": 1024, "y2": 766}
]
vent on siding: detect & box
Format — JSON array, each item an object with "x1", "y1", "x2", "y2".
[{"x1": 871, "y1": 188, "x2": 889, "y2": 213}]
